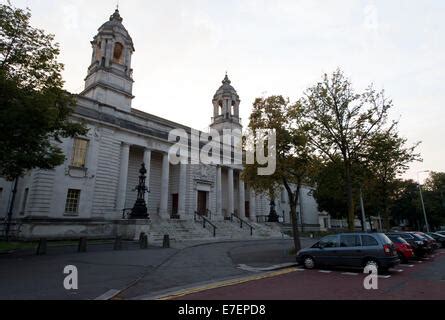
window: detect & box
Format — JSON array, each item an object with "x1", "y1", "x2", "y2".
[
  {"x1": 113, "y1": 42, "x2": 124, "y2": 64},
  {"x1": 65, "y1": 189, "x2": 81, "y2": 215},
  {"x1": 21, "y1": 188, "x2": 29, "y2": 215},
  {"x1": 0, "y1": 187, "x2": 3, "y2": 201},
  {"x1": 361, "y1": 235, "x2": 379, "y2": 247},
  {"x1": 318, "y1": 235, "x2": 338, "y2": 248},
  {"x1": 71, "y1": 138, "x2": 89, "y2": 168},
  {"x1": 340, "y1": 235, "x2": 362, "y2": 247}
]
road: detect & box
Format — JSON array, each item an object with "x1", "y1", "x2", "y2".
[{"x1": 169, "y1": 249, "x2": 445, "y2": 300}]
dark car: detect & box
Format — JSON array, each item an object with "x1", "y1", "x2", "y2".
[
  {"x1": 436, "y1": 231, "x2": 445, "y2": 236},
  {"x1": 296, "y1": 233, "x2": 400, "y2": 272},
  {"x1": 387, "y1": 232, "x2": 429, "y2": 258},
  {"x1": 413, "y1": 232, "x2": 436, "y2": 253},
  {"x1": 427, "y1": 233, "x2": 445, "y2": 248}
]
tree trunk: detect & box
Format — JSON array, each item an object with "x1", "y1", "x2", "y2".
[
  {"x1": 290, "y1": 203, "x2": 301, "y2": 252},
  {"x1": 5, "y1": 177, "x2": 19, "y2": 242},
  {"x1": 284, "y1": 179, "x2": 302, "y2": 252},
  {"x1": 344, "y1": 163, "x2": 355, "y2": 231}
]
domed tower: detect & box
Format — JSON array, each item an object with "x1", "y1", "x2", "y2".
[
  {"x1": 80, "y1": 9, "x2": 135, "y2": 112},
  {"x1": 210, "y1": 74, "x2": 242, "y2": 133}
]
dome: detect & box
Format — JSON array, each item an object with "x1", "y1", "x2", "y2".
[
  {"x1": 213, "y1": 74, "x2": 240, "y2": 100},
  {"x1": 97, "y1": 9, "x2": 134, "y2": 51}
]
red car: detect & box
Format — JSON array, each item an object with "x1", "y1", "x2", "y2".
[{"x1": 387, "y1": 235, "x2": 415, "y2": 263}]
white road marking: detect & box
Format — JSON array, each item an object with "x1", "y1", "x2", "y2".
[
  {"x1": 417, "y1": 261, "x2": 424, "y2": 264},
  {"x1": 406, "y1": 265, "x2": 415, "y2": 268},
  {"x1": 95, "y1": 289, "x2": 120, "y2": 300},
  {"x1": 237, "y1": 263, "x2": 299, "y2": 273},
  {"x1": 394, "y1": 269, "x2": 404, "y2": 273},
  {"x1": 341, "y1": 272, "x2": 359, "y2": 276},
  {"x1": 378, "y1": 275, "x2": 391, "y2": 279},
  {"x1": 319, "y1": 270, "x2": 333, "y2": 274}
]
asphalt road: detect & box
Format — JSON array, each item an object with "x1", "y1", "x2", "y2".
[
  {"x1": 172, "y1": 249, "x2": 445, "y2": 300},
  {"x1": 0, "y1": 239, "x2": 314, "y2": 300}
]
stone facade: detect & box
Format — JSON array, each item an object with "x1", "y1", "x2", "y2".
[{"x1": 0, "y1": 9, "x2": 328, "y2": 240}]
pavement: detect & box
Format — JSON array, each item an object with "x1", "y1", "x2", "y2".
[{"x1": 0, "y1": 238, "x2": 315, "y2": 300}]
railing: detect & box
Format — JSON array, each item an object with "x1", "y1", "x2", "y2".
[
  {"x1": 194, "y1": 212, "x2": 217, "y2": 237},
  {"x1": 231, "y1": 214, "x2": 255, "y2": 236}
]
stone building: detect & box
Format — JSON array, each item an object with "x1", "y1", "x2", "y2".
[{"x1": 0, "y1": 10, "x2": 328, "y2": 240}]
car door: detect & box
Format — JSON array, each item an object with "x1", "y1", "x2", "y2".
[
  {"x1": 316, "y1": 235, "x2": 339, "y2": 266},
  {"x1": 338, "y1": 235, "x2": 362, "y2": 267}
]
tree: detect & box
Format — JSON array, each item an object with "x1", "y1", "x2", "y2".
[
  {"x1": 243, "y1": 96, "x2": 315, "y2": 251},
  {"x1": 299, "y1": 69, "x2": 392, "y2": 231},
  {"x1": 0, "y1": 3, "x2": 87, "y2": 238},
  {"x1": 363, "y1": 128, "x2": 421, "y2": 230}
]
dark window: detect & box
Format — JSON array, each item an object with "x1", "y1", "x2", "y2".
[
  {"x1": 319, "y1": 235, "x2": 338, "y2": 248},
  {"x1": 362, "y1": 235, "x2": 379, "y2": 247},
  {"x1": 65, "y1": 189, "x2": 81, "y2": 215},
  {"x1": 340, "y1": 235, "x2": 362, "y2": 247}
]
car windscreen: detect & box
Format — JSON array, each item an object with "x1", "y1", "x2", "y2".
[
  {"x1": 412, "y1": 234, "x2": 426, "y2": 241},
  {"x1": 388, "y1": 236, "x2": 408, "y2": 244},
  {"x1": 379, "y1": 234, "x2": 393, "y2": 245}
]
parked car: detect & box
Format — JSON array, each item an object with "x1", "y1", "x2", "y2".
[
  {"x1": 414, "y1": 232, "x2": 437, "y2": 252},
  {"x1": 296, "y1": 233, "x2": 400, "y2": 272},
  {"x1": 436, "y1": 231, "x2": 445, "y2": 236},
  {"x1": 387, "y1": 232, "x2": 429, "y2": 258},
  {"x1": 427, "y1": 233, "x2": 445, "y2": 248},
  {"x1": 386, "y1": 235, "x2": 415, "y2": 263}
]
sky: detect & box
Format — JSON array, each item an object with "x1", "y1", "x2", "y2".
[{"x1": 5, "y1": 0, "x2": 445, "y2": 182}]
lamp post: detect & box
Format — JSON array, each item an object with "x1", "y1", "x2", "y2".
[
  {"x1": 417, "y1": 170, "x2": 430, "y2": 233},
  {"x1": 268, "y1": 199, "x2": 279, "y2": 223},
  {"x1": 129, "y1": 163, "x2": 149, "y2": 219}
]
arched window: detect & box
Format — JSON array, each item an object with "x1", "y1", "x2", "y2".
[{"x1": 113, "y1": 42, "x2": 124, "y2": 64}]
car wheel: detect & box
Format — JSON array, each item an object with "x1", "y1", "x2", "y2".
[
  {"x1": 364, "y1": 259, "x2": 379, "y2": 271},
  {"x1": 303, "y1": 256, "x2": 316, "y2": 270},
  {"x1": 398, "y1": 252, "x2": 407, "y2": 264}
]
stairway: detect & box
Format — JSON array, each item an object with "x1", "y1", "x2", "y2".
[{"x1": 146, "y1": 217, "x2": 289, "y2": 245}]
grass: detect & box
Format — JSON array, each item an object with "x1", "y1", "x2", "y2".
[{"x1": 0, "y1": 241, "x2": 37, "y2": 252}]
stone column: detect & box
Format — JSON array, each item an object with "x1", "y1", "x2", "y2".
[
  {"x1": 143, "y1": 149, "x2": 152, "y2": 205},
  {"x1": 228, "y1": 168, "x2": 234, "y2": 217},
  {"x1": 249, "y1": 189, "x2": 257, "y2": 222},
  {"x1": 178, "y1": 163, "x2": 187, "y2": 217},
  {"x1": 239, "y1": 174, "x2": 246, "y2": 219},
  {"x1": 216, "y1": 166, "x2": 222, "y2": 218},
  {"x1": 116, "y1": 143, "x2": 130, "y2": 213},
  {"x1": 159, "y1": 152, "x2": 170, "y2": 219}
]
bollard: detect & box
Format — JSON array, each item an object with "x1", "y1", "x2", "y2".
[
  {"x1": 163, "y1": 234, "x2": 170, "y2": 249},
  {"x1": 114, "y1": 236, "x2": 123, "y2": 251},
  {"x1": 36, "y1": 238, "x2": 47, "y2": 256},
  {"x1": 78, "y1": 237, "x2": 88, "y2": 253},
  {"x1": 139, "y1": 233, "x2": 148, "y2": 249},
  {"x1": 142, "y1": 234, "x2": 148, "y2": 249}
]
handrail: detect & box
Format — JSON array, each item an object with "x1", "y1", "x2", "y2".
[
  {"x1": 194, "y1": 212, "x2": 217, "y2": 237},
  {"x1": 231, "y1": 214, "x2": 255, "y2": 236}
]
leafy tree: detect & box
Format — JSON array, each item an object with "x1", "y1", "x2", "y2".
[
  {"x1": 243, "y1": 96, "x2": 315, "y2": 251},
  {"x1": 0, "y1": 2, "x2": 87, "y2": 179},
  {"x1": 363, "y1": 128, "x2": 421, "y2": 230},
  {"x1": 299, "y1": 69, "x2": 392, "y2": 231},
  {"x1": 0, "y1": 2, "x2": 87, "y2": 238}
]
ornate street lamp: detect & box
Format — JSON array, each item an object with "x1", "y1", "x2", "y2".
[
  {"x1": 129, "y1": 163, "x2": 149, "y2": 219},
  {"x1": 268, "y1": 199, "x2": 280, "y2": 222}
]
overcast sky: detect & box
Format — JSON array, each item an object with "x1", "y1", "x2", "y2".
[{"x1": 6, "y1": 0, "x2": 445, "y2": 182}]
